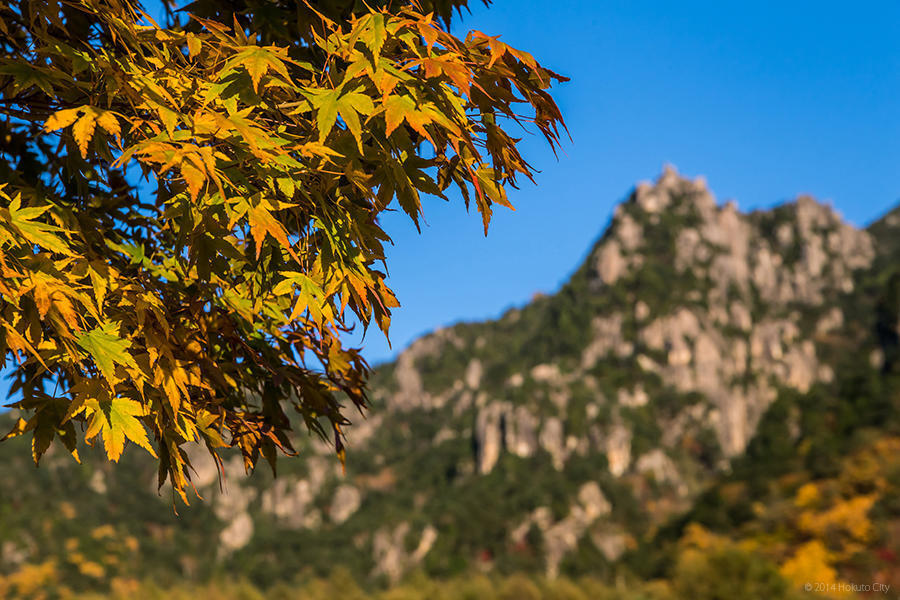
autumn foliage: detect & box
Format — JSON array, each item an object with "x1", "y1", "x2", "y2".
[{"x1": 0, "y1": 0, "x2": 566, "y2": 499}]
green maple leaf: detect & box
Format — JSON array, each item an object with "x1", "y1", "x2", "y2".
[
  {"x1": 305, "y1": 87, "x2": 376, "y2": 144},
  {"x1": 0, "y1": 61, "x2": 64, "y2": 96},
  {"x1": 272, "y1": 271, "x2": 331, "y2": 324},
  {"x1": 223, "y1": 46, "x2": 293, "y2": 93},
  {"x1": 6, "y1": 194, "x2": 70, "y2": 254},
  {"x1": 305, "y1": 88, "x2": 342, "y2": 140},
  {"x1": 76, "y1": 323, "x2": 138, "y2": 385},
  {"x1": 364, "y1": 13, "x2": 387, "y2": 58},
  {"x1": 338, "y1": 91, "x2": 375, "y2": 148}
]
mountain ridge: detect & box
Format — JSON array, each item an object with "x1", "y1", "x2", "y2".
[{"x1": 1, "y1": 167, "x2": 898, "y2": 596}]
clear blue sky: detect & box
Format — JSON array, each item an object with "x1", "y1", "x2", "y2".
[{"x1": 2, "y1": 1, "x2": 899, "y2": 405}]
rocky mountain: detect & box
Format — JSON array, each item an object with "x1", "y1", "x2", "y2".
[{"x1": 1, "y1": 167, "x2": 898, "y2": 596}]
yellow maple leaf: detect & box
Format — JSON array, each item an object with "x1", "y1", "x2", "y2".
[
  {"x1": 44, "y1": 107, "x2": 83, "y2": 132},
  {"x1": 95, "y1": 110, "x2": 121, "y2": 140},
  {"x1": 73, "y1": 112, "x2": 97, "y2": 158},
  {"x1": 181, "y1": 162, "x2": 206, "y2": 202},
  {"x1": 248, "y1": 201, "x2": 299, "y2": 261},
  {"x1": 82, "y1": 396, "x2": 156, "y2": 462}
]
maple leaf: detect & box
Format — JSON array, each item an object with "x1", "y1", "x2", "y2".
[
  {"x1": 365, "y1": 13, "x2": 387, "y2": 58},
  {"x1": 6, "y1": 194, "x2": 70, "y2": 254},
  {"x1": 31, "y1": 418, "x2": 56, "y2": 464},
  {"x1": 28, "y1": 272, "x2": 80, "y2": 328},
  {"x1": 276, "y1": 177, "x2": 295, "y2": 198},
  {"x1": 82, "y1": 396, "x2": 157, "y2": 462},
  {"x1": 76, "y1": 324, "x2": 138, "y2": 386},
  {"x1": 339, "y1": 91, "x2": 375, "y2": 148},
  {"x1": 247, "y1": 201, "x2": 298, "y2": 261},
  {"x1": 383, "y1": 94, "x2": 417, "y2": 137},
  {"x1": 87, "y1": 263, "x2": 110, "y2": 310},
  {"x1": 306, "y1": 87, "x2": 375, "y2": 145},
  {"x1": 273, "y1": 271, "x2": 330, "y2": 324},
  {"x1": 181, "y1": 162, "x2": 207, "y2": 202},
  {"x1": 1, "y1": 417, "x2": 32, "y2": 443},
  {"x1": 196, "y1": 409, "x2": 228, "y2": 448},
  {"x1": 44, "y1": 107, "x2": 83, "y2": 132},
  {"x1": 186, "y1": 32, "x2": 202, "y2": 58},
  {"x1": 0, "y1": 61, "x2": 64, "y2": 95},
  {"x1": 224, "y1": 46, "x2": 292, "y2": 93},
  {"x1": 95, "y1": 110, "x2": 121, "y2": 140},
  {"x1": 73, "y1": 111, "x2": 97, "y2": 158}
]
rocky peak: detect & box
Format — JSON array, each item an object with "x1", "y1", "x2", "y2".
[
  {"x1": 375, "y1": 167, "x2": 877, "y2": 480},
  {"x1": 632, "y1": 164, "x2": 716, "y2": 215},
  {"x1": 589, "y1": 166, "x2": 714, "y2": 287},
  {"x1": 578, "y1": 166, "x2": 875, "y2": 460},
  {"x1": 590, "y1": 165, "x2": 873, "y2": 297}
]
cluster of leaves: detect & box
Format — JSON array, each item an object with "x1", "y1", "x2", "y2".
[{"x1": 0, "y1": 0, "x2": 566, "y2": 499}]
